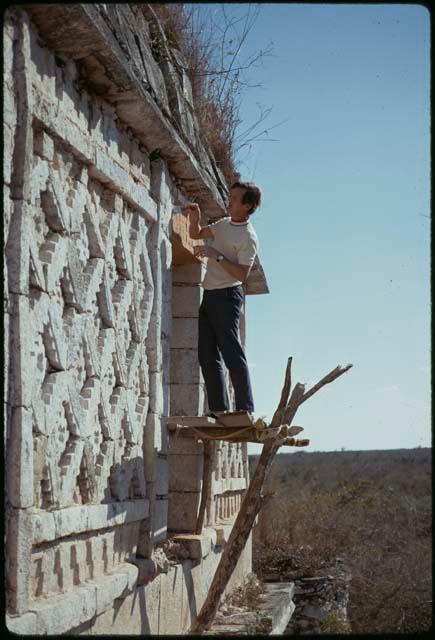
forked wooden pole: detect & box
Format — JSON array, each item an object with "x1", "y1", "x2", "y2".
[
  {"x1": 196, "y1": 441, "x2": 213, "y2": 534},
  {"x1": 190, "y1": 357, "x2": 352, "y2": 634}
]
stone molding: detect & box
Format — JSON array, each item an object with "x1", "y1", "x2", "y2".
[{"x1": 32, "y1": 500, "x2": 149, "y2": 544}]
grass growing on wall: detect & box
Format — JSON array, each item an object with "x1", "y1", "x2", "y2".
[{"x1": 145, "y1": 4, "x2": 274, "y2": 188}]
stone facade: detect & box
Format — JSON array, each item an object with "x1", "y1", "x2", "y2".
[{"x1": 4, "y1": 5, "x2": 268, "y2": 635}]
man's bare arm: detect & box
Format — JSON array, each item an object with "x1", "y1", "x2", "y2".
[
  {"x1": 218, "y1": 257, "x2": 251, "y2": 283},
  {"x1": 185, "y1": 204, "x2": 214, "y2": 240},
  {"x1": 193, "y1": 245, "x2": 252, "y2": 283}
]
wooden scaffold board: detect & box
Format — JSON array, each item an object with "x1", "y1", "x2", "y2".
[{"x1": 167, "y1": 412, "x2": 309, "y2": 446}]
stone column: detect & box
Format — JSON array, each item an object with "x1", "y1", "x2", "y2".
[
  {"x1": 139, "y1": 157, "x2": 172, "y2": 555},
  {"x1": 167, "y1": 262, "x2": 207, "y2": 532}
]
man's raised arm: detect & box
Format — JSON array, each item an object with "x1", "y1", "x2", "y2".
[{"x1": 184, "y1": 204, "x2": 214, "y2": 240}]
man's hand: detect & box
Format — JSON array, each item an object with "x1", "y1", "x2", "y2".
[
  {"x1": 194, "y1": 244, "x2": 250, "y2": 282},
  {"x1": 193, "y1": 245, "x2": 220, "y2": 260},
  {"x1": 183, "y1": 203, "x2": 200, "y2": 219}
]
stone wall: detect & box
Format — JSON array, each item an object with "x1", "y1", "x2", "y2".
[{"x1": 4, "y1": 5, "x2": 257, "y2": 635}]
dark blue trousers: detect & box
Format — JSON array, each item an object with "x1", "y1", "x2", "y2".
[{"x1": 198, "y1": 285, "x2": 255, "y2": 413}]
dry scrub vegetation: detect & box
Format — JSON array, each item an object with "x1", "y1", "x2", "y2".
[
  {"x1": 250, "y1": 448, "x2": 432, "y2": 634},
  {"x1": 148, "y1": 3, "x2": 278, "y2": 186}
]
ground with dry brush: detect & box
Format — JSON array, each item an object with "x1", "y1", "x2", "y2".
[{"x1": 250, "y1": 447, "x2": 432, "y2": 634}]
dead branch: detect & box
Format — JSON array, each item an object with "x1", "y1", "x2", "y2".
[
  {"x1": 190, "y1": 357, "x2": 352, "y2": 633},
  {"x1": 300, "y1": 364, "x2": 353, "y2": 405}
]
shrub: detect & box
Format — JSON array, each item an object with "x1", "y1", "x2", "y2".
[{"x1": 251, "y1": 449, "x2": 432, "y2": 633}]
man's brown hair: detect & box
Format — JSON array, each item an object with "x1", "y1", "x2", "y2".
[{"x1": 231, "y1": 181, "x2": 262, "y2": 215}]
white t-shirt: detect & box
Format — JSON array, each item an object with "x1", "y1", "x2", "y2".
[{"x1": 201, "y1": 217, "x2": 259, "y2": 290}]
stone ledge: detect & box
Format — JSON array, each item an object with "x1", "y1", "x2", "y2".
[
  {"x1": 205, "y1": 582, "x2": 295, "y2": 636},
  {"x1": 167, "y1": 525, "x2": 219, "y2": 562},
  {"x1": 6, "y1": 563, "x2": 138, "y2": 636},
  {"x1": 32, "y1": 499, "x2": 149, "y2": 544},
  {"x1": 212, "y1": 478, "x2": 247, "y2": 494},
  {"x1": 258, "y1": 582, "x2": 296, "y2": 635}
]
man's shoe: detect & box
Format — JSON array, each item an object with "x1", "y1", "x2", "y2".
[{"x1": 205, "y1": 411, "x2": 227, "y2": 420}]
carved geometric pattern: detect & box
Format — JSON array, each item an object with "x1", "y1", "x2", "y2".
[
  {"x1": 30, "y1": 138, "x2": 155, "y2": 509},
  {"x1": 30, "y1": 521, "x2": 141, "y2": 599},
  {"x1": 213, "y1": 442, "x2": 245, "y2": 482}
]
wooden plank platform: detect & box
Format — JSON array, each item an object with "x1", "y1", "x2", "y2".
[
  {"x1": 167, "y1": 412, "x2": 255, "y2": 429},
  {"x1": 167, "y1": 416, "x2": 217, "y2": 428},
  {"x1": 167, "y1": 423, "x2": 309, "y2": 447},
  {"x1": 168, "y1": 424, "x2": 256, "y2": 441},
  {"x1": 214, "y1": 411, "x2": 255, "y2": 428}
]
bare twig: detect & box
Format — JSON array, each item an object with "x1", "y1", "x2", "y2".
[{"x1": 300, "y1": 364, "x2": 353, "y2": 405}]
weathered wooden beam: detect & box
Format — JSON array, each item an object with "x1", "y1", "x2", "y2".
[
  {"x1": 168, "y1": 416, "x2": 217, "y2": 427},
  {"x1": 300, "y1": 364, "x2": 353, "y2": 405},
  {"x1": 190, "y1": 357, "x2": 353, "y2": 634},
  {"x1": 270, "y1": 356, "x2": 292, "y2": 427}
]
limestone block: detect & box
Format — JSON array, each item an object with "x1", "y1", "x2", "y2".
[
  {"x1": 6, "y1": 611, "x2": 39, "y2": 635},
  {"x1": 158, "y1": 564, "x2": 185, "y2": 634},
  {"x1": 4, "y1": 122, "x2": 15, "y2": 186},
  {"x1": 172, "y1": 263, "x2": 205, "y2": 285},
  {"x1": 6, "y1": 406, "x2": 33, "y2": 508},
  {"x1": 91, "y1": 147, "x2": 157, "y2": 222},
  {"x1": 116, "y1": 561, "x2": 139, "y2": 593},
  {"x1": 212, "y1": 478, "x2": 247, "y2": 494},
  {"x1": 40, "y1": 232, "x2": 68, "y2": 294},
  {"x1": 161, "y1": 297, "x2": 172, "y2": 339},
  {"x1": 34, "y1": 89, "x2": 92, "y2": 162},
  {"x1": 170, "y1": 348, "x2": 201, "y2": 384},
  {"x1": 89, "y1": 101, "x2": 105, "y2": 149},
  {"x1": 4, "y1": 313, "x2": 9, "y2": 401},
  {"x1": 34, "y1": 128, "x2": 54, "y2": 161},
  {"x1": 3, "y1": 17, "x2": 15, "y2": 93},
  {"x1": 88, "y1": 501, "x2": 149, "y2": 536},
  {"x1": 146, "y1": 315, "x2": 162, "y2": 374},
  {"x1": 6, "y1": 507, "x2": 33, "y2": 615},
  {"x1": 28, "y1": 582, "x2": 97, "y2": 635},
  {"x1": 130, "y1": 140, "x2": 151, "y2": 187},
  {"x1": 95, "y1": 571, "x2": 129, "y2": 616},
  {"x1": 171, "y1": 318, "x2": 198, "y2": 349},
  {"x1": 147, "y1": 411, "x2": 168, "y2": 455},
  {"x1": 161, "y1": 337, "x2": 171, "y2": 387},
  {"x1": 91, "y1": 574, "x2": 161, "y2": 635},
  {"x1": 152, "y1": 497, "x2": 168, "y2": 543},
  {"x1": 168, "y1": 453, "x2": 203, "y2": 493},
  {"x1": 3, "y1": 183, "x2": 11, "y2": 248},
  {"x1": 149, "y1": 370, "x2": 164, "y2": 415},
  {"x1": 167, "y1": 491, "x2": 201, "y2": 533},
  {"x1": 170, "y1": 383, "x2": 205, "y2": 417},
  {"x1": 8, "y1": 294, "x2": 32, "y2": 408},
  {"x1": 9, "y1": 15, "x2": 33, "y2": 204},
  {"x1": 155, "y1": 456, "x2": 168, "y2": 496},
  {"x1": 172, "y1": 285, "x2": 201, "y2": 318},
  {"x1": 172, "y1": 533, "x2": 212, "y2": 560},
  {"x1": 5, "y1": 200, "x2": 30, "y2": 295},
  {"x1": 168, "y1": 433, "x2": 203, "y2": 456},
  {"x1": 28, "y1": 23, "x2": 56, "y2": 97}
]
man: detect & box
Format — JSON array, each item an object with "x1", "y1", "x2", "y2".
[{"x1": 183, "y1": 181, "x2": 261, "y2": 420}]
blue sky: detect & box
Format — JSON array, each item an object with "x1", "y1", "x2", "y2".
[{"x1": 194, "y1": 4, "x2": 431, "y2": 453}]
